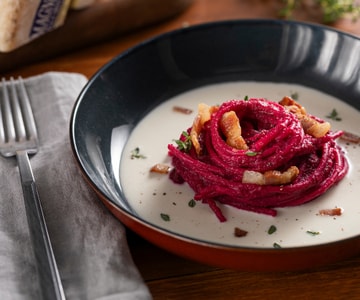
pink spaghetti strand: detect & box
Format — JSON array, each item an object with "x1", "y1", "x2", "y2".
[{"x1": 168, "y1": 98, "x2": 348, "y2": 221}]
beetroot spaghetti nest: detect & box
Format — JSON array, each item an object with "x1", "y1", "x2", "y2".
[{"x1": 168, "y1": 97, "x2": 349, "y2": 222}]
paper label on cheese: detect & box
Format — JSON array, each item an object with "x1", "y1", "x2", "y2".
[{"x1": 30, "y1": 0, "x2": 67, "y2": 38}]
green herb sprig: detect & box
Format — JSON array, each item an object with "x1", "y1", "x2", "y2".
[
  {"x1": 280, "y1": 0, "x2": 360, "y2": 23},
  {"x1": 174, "y1": 131, "x2": 192, "y2": 152}
]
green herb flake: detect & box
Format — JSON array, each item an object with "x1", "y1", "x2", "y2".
[
  {"x1": 306, "y1": 230, "x2": 320, "y2": 236},
  {"x1": 245, "y1": 151, "x2": 258, "y2": 157},
  {"x1": 244, "y1": 95, "x2": 249, "y2": 101},
  {"x1": 130, "y1": 147, "x2": 146, "y2": 159},
  {"x1": 174, "y1": 131, "x2": 192, "y2": 152},
  {"x1": 291, "y1": 92, "x2": 299, "y2": 100},
  {"x1": 326, "y1": 108, "x2": 342, "y2": 121},
  {"x1": 160, "y1": 213, "x2": 170, "y2": 222},
  {"x1": 273, "y1": 242, "x2": 282, "y2": 249},
  {"x1": 268, "y1": 225, "x2": 277, "y2": 235},
  {"x1": 188, "y1": 199, "x2": 196, "y2": 208}
]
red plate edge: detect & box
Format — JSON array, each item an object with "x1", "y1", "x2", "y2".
[{"x1": 84, "y1": 174, "x2": 360, "y2": 272}]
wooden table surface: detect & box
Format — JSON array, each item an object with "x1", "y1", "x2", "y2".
[{"x1": 3, "y1": 0, "x2": 360, "y2": 299}]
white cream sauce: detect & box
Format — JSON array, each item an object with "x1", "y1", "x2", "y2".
[{"x1": 119, "y1": 82, "x2": 360, "y2": 248}]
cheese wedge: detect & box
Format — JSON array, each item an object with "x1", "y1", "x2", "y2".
[{"x1": 0, "y1": 0, "x2": 71, "y2": 52}]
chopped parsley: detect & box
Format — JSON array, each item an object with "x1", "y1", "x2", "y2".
[
  {"x1": 290, "y1": 92, "x2": 299, "y2": 100},
  {"x1": 306, "y1": 230, "x2": 320, "y2": 236},
  {"x1": 245, "y1": 151, "x2": 258, "y2": 157},
  {"x1": 273, "y1": 242, "x2": 282, "y2": 249},
  {"x1": 160, "y1": 213, "x2": 170, "y2": 222},
  {"x1": 188, "y1": 199, "x2": 196, "y2": 207},
  {"x1": 326, "y1": 108, "x2": 342, "y2": 121},
  {"x1": 130, "y1": 147, "x2": 146, "y2": 159},
  {"x1": 267, "y1": 225, "x2": 277, "y2": 235}
]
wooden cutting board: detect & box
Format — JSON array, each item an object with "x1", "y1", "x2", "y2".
[{"x1": 0, "y1": 0, "x2": 193, "y2": 73}]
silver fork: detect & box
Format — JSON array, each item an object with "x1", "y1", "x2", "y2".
[{"x1": 0, "y1": 77, "x2": 66, "y2": 300}]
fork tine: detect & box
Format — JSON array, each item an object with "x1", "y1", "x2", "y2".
[
  {"x1": 1, "y1": 77, "x2": 16, "y2": 143},
  {"x1": 16, "y1": 77, "x2": 38, "y2": 141},
  {"x1": 0, "y1": 77, "x2": 38, "y2": 151},
  {"x1": 9, "y1": 77, "x2": 27, "y2": 142},
  {"x1": 18, "y1": 77, "x2": 37, "y2": 139},
  {"x1": 0, "y1": 81, "x2": 5, "y2": 142}
]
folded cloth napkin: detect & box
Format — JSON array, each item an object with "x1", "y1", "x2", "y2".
[{"x1": 0, "y1": 72, "x2": 152, "y2": 300}]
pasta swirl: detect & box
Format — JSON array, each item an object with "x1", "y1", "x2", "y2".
[{"x1": 168, "y1": 98, "x2": 348, "y2": 221}]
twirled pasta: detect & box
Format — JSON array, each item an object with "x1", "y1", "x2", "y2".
[{"x1": 168, "y1": 97, "x2": 348, "y2": 221}]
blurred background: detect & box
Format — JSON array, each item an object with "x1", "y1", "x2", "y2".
[{"x1": 1, "y1": 0, "x2": 359, "y2": 75}]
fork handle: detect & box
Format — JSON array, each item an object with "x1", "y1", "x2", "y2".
[{"x1": 17, "y1": 150, "x2": 66, "y2": 300}]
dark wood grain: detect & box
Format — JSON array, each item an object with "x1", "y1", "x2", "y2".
[
  {"x1": 3, "y1": 0, "x2": 360, "y2": 298},
  {"x1": 0, "y1": 0, "x2": 193, "y2": 73},
  {"x1": 127, "y1": 228, "x2": 360, "y2": 299}
]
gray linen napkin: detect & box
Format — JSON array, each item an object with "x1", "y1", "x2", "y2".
[{"x1": 0, "y1": 72, "x2": 152, "y2": 300}]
